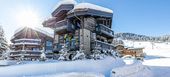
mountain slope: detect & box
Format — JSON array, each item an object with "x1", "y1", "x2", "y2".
[{"x1": 114, "y1": 33, "x2": 170, "y2": 42}]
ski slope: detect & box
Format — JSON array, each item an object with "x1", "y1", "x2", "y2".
[
  {"x1": 123, "y1": 40, "x2": 170, "y2": 77},
  {"x1": 123, "y1": 40, "x2": 170, "y2": 57}
]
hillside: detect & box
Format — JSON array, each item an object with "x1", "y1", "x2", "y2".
[{"x1": 114, "y1": 33, "x2": 170, "y2": 42}]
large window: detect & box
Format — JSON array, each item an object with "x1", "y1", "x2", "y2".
[
  {"x1": 45, "y1": 40, "x2": 53, "y2": 51},
  {"x1": 96, "y1": 18, "x2": 112, "y2": 28}
]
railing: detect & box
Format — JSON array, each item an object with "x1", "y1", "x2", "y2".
[
  {"x1": 10, "y1": 50, "x2": 42, "y2": 57},
  {"x1": 96, "y1": 24, "x2": 114, "y2": 37},
  {"x1": 94, "y1": 40, "x2": 114, "y2": 50},
  {"x1": 14, "y1": 42, "x2": 41, "y2": 46},
  {"x1": 14, "y1": 39, "x2": 41, "y2": 42},
  {"x1": 11, "y1": 50, "x2": 41, "y2": 52}
]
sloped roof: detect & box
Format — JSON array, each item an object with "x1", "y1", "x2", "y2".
[
  {"x1": 11, "y1": 27, "x2": 54, "y2": 41},
  {"x1": 34, "y1": 26, "x2": 54, "y2": 38}
]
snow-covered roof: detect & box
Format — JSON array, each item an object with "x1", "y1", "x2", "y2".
[
  {"x1": 34, "y1": 26, "x2": 54, "y2": 38},
  {"x1": 53, "y1": 0, "x2": 77, "y2": 11},
  {"x1": 11, "y1": 27, "x2": 54, "y2": 40},
  {"x1": 72, "y1": 3, "x2": 113, "y2": 13}
]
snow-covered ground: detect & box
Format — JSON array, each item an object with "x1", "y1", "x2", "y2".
[
  {"x1": 123, "y1": 40, "x2": 170, "y2": 77},
  {"x1": 111, "y1": 62, "x2": 152, "y2": 77},
  {"x1": 0, "y1": 56, "x2": 151, "y2": 77},
  {"x1": 0, "y1": 57, "x2": 125, "y2": 77},
  {"x1": 1, "y1": 40, "x2": 169, "y2": 77},
  {"x1": 0, "y1": 60, "x2": 17, "y2": 66},
  {"x1": 27, "y1": 72, "x2": 105, "y2": 77}
]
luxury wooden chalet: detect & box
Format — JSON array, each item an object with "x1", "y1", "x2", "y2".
[
  {"x1": 115, "y1": 44, "x2": 144, "y2": 59},
  {"x1": 43, "y1": 1, "x2": 114, "y2": 55},
  {"x1": 10, "y1": 27, "x2": 53, "y2": 60}
]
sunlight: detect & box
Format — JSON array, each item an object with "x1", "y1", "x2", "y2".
[{"x1": 16, "y1": 9, "x2": 40, "y2": 28}]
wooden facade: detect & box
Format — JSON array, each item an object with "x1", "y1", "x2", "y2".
[
  {"x1": 43, "y1": 2, "x2": 114, "y2": 55},
  {"x1": 10, "y1": 27, "x2": 53, "y2": 60},
  {"x1": 115, "y1": 45, "x2": 144, "y2": 59}
]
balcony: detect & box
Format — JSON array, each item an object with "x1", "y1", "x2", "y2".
[
  {"x1": 14, "y1": 39, "x2": 41, "y2": 46},
  {"x1": 14, "y1": 42, "x2": 41, "y2": 46},
  {"x1": 10, "y1": 50, "x2": 41, "y2": 57},
  {"x1": 96, "y1": 24, "x2": 114, "y2": 38},
  {"x1": 92, "y1": 40, "x2": 114, "y2": 50},
  {"x1": 14, "y1": 39, "x2": 41, "y2": 42},
  {"x1": 54, "y1": 20, "x2": 69, "y2": 34}
]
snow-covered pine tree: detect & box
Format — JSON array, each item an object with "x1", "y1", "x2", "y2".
[
  {"x1": 58, "y1": 44, "x2": 86, "y2": 61},
  {"x1": 72, "y1": 46, "x2": 85, "y2": 60},
  {"x1": 40, "y1": 47, "x2": 46, "y2": 61},
  {"x1": 91, "y1": 45, "x2": 105, "y2": 60},
  {"x1": 0, "y1": 26, "x2": 8, "y2": 59},
  {"x1": 58, "y1": 45, "x2": 69, "y2": 61}
]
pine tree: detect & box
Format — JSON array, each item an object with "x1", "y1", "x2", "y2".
[
  {"x1": 58, "y1": 45, "x2": 69, "y2": 61},
  {"x1": 0, "y1": 26, "x2": 8, "y2": 59},
  {"x1": 40, "y1": 47, "x2": 46, "y2": 61},
  {"x1": 91, "y1": 45, "x2": 105, "y2": 60}
]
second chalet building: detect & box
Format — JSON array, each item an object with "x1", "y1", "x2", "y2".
[
  {"x1": 10, "y1": 27, "x2": 53, "y2": 60},
  {"x1": 43, "y1": 0, "x2": 114, "y2": 55}
]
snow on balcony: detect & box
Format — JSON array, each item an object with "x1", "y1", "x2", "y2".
[
  {"x1": 14, "y1": 42, "x2": 41, "y2": 46},
  {"x1": 14, "y1": 39, "x2": 41, "y2": 46},
  {"x1": 14, "y1": 39, "x2": 41, "y2": 42}
]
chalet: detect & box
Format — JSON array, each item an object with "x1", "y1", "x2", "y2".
[
  {"x1": 10, "y1": 27, "x2": 53, "y2": 60},
  {"x1": 43, "y1": 1, "x2": 114, "y2": 55},
  {"x1": 115, "y1": 44, "x2": 144, "y2": 59}
]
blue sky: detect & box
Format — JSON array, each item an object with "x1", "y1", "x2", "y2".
[{"x1": 0, "y1": 0, "x2": 170, "y2": 43}]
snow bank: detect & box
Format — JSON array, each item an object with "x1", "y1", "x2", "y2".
[
  {"x1": 73, "y1": 3, "x2": 113, "y2": 13},
  {"x1": 111, "y1": 62, "x2": 153, "y2": 77},
  {"x1": 0, "y1": 57, "x2": 125, "y2": 77},
  {"x1": 0, "y1": 60, "x2": 17, "y2": 66}
]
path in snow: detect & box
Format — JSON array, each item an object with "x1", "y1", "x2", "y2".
[
  {"x1": 143, "y1": 57, "x2": 170, "y2": 77},
  {"x1": 149, "y1": 66, "x2": 170, "y2": 77}
]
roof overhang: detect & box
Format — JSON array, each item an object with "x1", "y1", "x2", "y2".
[
  {"x1": 67, "y1": 8, "x2": 113, "y2": 18},
  {"x1": 11, "y1": 27, "x2": 53, "y2": 43},
  {"x1": 52, "y1": 4, "x2": 74, "y2": 17}
]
